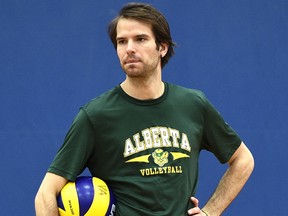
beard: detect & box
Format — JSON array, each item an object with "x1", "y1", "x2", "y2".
[{"x1": 121, "y1": 54, "x2": 161, "y2": 79}]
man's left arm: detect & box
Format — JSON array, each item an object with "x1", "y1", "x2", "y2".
[
  {"x1": 202, "y1": 142, "x2": 254, "y2": 215},
  {"x1": 188, "y1": 142, "x2": 254, "y2": 216}
]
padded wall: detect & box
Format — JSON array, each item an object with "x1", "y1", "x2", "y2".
[{"x1": 1, "y1": 0, "x2": 287, "y2": 215}]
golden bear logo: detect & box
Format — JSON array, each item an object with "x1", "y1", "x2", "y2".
[{"x1": 152, "y1": 149, "x2": 169, "y2": 167}]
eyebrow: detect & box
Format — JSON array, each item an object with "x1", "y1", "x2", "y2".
[
  {"x1": 136, "y1": 34, "x2": 150, "y2": 38},
  {"x1": 116, "y1": 34, "x2": 150, "y2": 41}
]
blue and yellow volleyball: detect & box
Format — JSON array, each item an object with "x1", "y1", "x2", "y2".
[{"x1": 57, "y1": 176, "x2": 116, "y2": 216}]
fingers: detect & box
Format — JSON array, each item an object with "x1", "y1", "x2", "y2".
[
  {"x1": 187, "y1": 197, "x2": 202, "y2": 215},
  {"x1": 190, "y1": 196, "x2": 199, "y2": 207}
]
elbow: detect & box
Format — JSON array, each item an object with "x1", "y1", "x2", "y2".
[
  {"x1": 35, "y1": 189, "x2": 47, "y2": 214},
  {"x1": 34, "y1": 190, "x2": 43, "y2": 214},
  {"x1": 239, "y1": 146, "x2": 255, "y2": 179},
  {"x1": 35, "y1": 190, "x2": 41, "y2": 206},
  {"x1": 229, "y1": 142, "x2": 255, "y2": 179},
  {"x1": 247, "y1": 150, "x2": 255, "y2": 176},
  {"x1": 34, "y1": 190, "x2": 59, "y2": 216}
]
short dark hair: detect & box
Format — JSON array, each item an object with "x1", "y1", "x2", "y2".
[{"x1": 108, "y1": 2, "x2": 175, "y2": 68}]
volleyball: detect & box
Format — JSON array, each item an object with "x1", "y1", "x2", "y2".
[{"x1": 57, "y1": 176, "x2": 116, "y2": 216}]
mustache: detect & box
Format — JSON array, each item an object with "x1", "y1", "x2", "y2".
[
  {"x1": 125, "y1": 53, "x2": 140, "y2": 60},
  {"x1": 123, "y1": 55, "x2": 141, "y2": 63}
]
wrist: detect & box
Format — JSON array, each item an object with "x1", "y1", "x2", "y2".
[{"x1": 201, "y1": 209, "x2": 209, "y2": 216}]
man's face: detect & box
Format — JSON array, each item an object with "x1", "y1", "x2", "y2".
[{"x1": 116, "y1": 18, "x2": 165, "y2": 78}]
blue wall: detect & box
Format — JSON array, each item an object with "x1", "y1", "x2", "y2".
[{"x1": 1, "y1": 0, "x2": 287, "y2": 215}]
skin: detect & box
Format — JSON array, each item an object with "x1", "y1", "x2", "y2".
[
  {"x1": 116, "y1": 18, "x2": 168, "y2": 100},
  {"x1": 34, "y1": 18, "x2": 254, "y2": 216},
  {"x1": 35, "y1": 173, "x2": 68, "y2": 215},
  {"x1": 188, "y1": 142, "x2": 254, "y2": 215}
]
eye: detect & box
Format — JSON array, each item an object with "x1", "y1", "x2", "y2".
[
  {"x1": 137, "y1": 37, "x2": 146, "y2": 42},
  {"x1": 117, "y1": 39, "x2": 127, "y2": 45}
]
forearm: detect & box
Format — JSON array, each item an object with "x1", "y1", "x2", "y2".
[
  {"x1": 202, "y1": 145, "x2": 254, "y2": 215},
  {"x1": 35, "y1": 191, "x2": 59, "y2": 216},
  {"x1": 35, "y1": 173, "x2": 68, "y2": 216}
]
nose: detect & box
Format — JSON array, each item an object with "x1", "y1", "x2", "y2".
[{"x1": 126, "y1": 40, "x2": 136, "y2": 54}]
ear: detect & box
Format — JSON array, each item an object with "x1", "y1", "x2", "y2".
[{"x1": 159, "y1": 43, "x2": 169, "y2": 58}]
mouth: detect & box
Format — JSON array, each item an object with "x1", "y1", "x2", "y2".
[{"x1": 124, "y1": 58, "x2": 141, "y2": 65}]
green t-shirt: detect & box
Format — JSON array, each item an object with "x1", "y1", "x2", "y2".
[{"x1": 49, "y1": 82, "x2": 241, "y2": 216}]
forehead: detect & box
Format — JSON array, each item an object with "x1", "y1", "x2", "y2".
[{"x1": 116, "y1": 18, "x2": 155, "y2": 38}]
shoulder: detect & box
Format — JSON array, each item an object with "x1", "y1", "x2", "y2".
[
  {"x1": 83, "y1": 86, "x2": 120, "y2": 109},
  {"x1": 79, "y1": 85, "x2": 129, "y2": 120},
  {"x1": 167, "y1": 83, "x2": 208, "y2": 103}
]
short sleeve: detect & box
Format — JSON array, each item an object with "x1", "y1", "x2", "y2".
[
  {"x1": 48, "y1": 108, "x2": 96, "y2": 181},
  {"x1": 202, "y1": 97, "x2": 241, "y2": 163}
]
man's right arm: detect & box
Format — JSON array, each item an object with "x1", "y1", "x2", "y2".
[{"x1": 35, "y1": 172, "x2": 68, "y2": 216}]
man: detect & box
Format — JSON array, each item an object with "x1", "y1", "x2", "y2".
[{"x1": 35, "y1": 3, "x2": 254, "y2": 216}]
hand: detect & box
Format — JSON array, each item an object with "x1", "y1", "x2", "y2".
[{"x1": 187, "y1": 197, "x2": 206, "y2": 216}]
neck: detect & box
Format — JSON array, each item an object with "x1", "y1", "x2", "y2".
[{"x1": 120, "y1": 77, "x2": 165, "y2": 100}]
